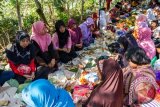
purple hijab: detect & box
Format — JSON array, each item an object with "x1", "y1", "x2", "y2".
[
  {"x1": 79, "y1": 18, "x2": 94, "y2": 46},
  {"x1": 68, "y1": 19, "x2": 82, "y2": 46}
]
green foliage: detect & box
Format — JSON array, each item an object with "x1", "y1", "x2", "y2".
[
  {"x1": 0, "y1": 0, "x2": 119, "y2": 49},
  {"x1": 57, "y1": 12, "x2": 69, "y2": 24},
  {"x1": 23, "y1": 14, "x2": 39, "y2": 32},
  {"x1": 84, "y1": 0, "x2": 94, "y2": 11},
  {"x1": 0, "y1": 18, "x2": 18, "y2": 44}
]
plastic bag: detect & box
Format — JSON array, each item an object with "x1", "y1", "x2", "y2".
[
  {"x1": 72, "y1": 85, "x2": 93, "y2": 103},
  {"x1": 48, "y1": 71, "x2": 68, "y2": 88}
]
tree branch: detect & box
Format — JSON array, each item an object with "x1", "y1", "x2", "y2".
[{"x1": 34, "y1": 0, "x2": 48, "y2": 25}]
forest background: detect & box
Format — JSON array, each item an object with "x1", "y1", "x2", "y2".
[{"x1": 0, "y1": 0, "x2": 121, "y2": 50}]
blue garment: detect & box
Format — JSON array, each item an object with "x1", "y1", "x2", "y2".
[
  {"x1": 22, "y1": 79, "x2": 75, "y2": 107},
  {"x1": 0, "y1": 71, "x2": 14, "y2": 85}
]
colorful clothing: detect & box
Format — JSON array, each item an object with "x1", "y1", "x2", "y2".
[
  {"x1": 6, "y1": 42, "x2": 35, "y2": 76},
  {"x1": 31, "y1": 21, "x2": 57, "y2": 65},
  {"x1": 129, "y1": 76, "x2": 159, "y2": 105},
  {"x1": 6, "y1": 31, "x2": 36, "y2": 84},
  {"x1": 109, "y1": 8, "x2": 119, "y2": 23},
  {"x1": 31, "y1": 21, "x2": 52, "y2": 53},
  {"x1": 22, "y1": 79, "x2": 75, "y2": 107},
  {"x1": 52, "y1": 32, "x2": 72, "y2": 49},
  {"x1": 147, "y1": 8, "x2": 156, "y2": 22},
  {"x1": 137, "y1": 27, "x2": 156, "y2": 60},
  {"x1": 136, "y1": 14, "x2": 147, "y2": 23},
  {"x1": 68, "y1": 19, "x2": 83, "y2": 46},
  {"x1": 79, "y1": 18, "x2": 94, "y2": 47},
  {"x1": 53, "y1": 20, "x2": 77, "y2": 63},
  {"x1": 123, "y1": 65, "x2": 158, "y2": 106}
]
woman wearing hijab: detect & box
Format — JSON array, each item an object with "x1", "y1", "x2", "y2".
[
  {"x1": 133, "y1": 15, "x2": 149, "y2": 40},
  {"x1": 147, "y1": 8, "x2": 156, "y2": 22},
  {"x1": 123, "y1": 47, "x2": 159, "y2": 106},
  {"x1": 31, "y1": 21, "x2": 58, "y2": 79},
  {"x1": 136, "y1": 27, "x2": 156, "y2": 60},
  {"x1": 52, "y1": 20, "x2": 77, "y2": 63},
  {"x1": 22, "y1": 79, "x2": 75, "y2": 107},
  {"x1": 79, "y1": 17, "x2": 95, "y2": 47},
  {"x1": 6, "y1": 31, "x2": 36, "y2": 84},
  {"x1": 83, "y1": 58, "x2": 123, "y2": 107},
  {"x1": 135, "y1": 14, "x2": 147, "y2": 26},
  {"x1": 68, "y1": 18, "x2": 83, "y2": 51}
]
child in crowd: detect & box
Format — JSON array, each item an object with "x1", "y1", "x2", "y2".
[{"x1": 151, "y1": 20, "x2": 160, "y2": 38}]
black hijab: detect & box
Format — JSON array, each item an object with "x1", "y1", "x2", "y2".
[
  {"x1": 6, "y1": 31, "x2": 34, "y2": 65},
  {"x1": 55, "y1": 20, "x2": 70, "y2": 48}
]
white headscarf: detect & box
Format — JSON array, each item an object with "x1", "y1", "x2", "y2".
[
  {"x1": 147, "y1": 8, "x2": 156, "y2": 21},
  {"x1": 99, "y1": 10, "x2": 107, "y2": 29}
]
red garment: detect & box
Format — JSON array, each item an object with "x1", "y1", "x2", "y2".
[
  {"x1": 8, "y1": 59, "x2": 36, "y2": 76},
  {"x1": 109, "y1": 8, "x2": 117, "y2": 20},
  {"x1": 92, "y1": 13, "x2": 98, "y2": 20},
  {"x1": 106, "y1": 0, "x2": 112, "y2": 10}
]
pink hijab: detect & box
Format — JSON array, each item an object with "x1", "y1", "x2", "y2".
[
  {"x1": 137, "y1": 27, "x2": 156, "y2": 60},
  {"x1": 136, "y1": 14, "x2": 147, "y2": 23},
  {"x1": 31, "y1": 21, "x2": 51, "y2": 52}
]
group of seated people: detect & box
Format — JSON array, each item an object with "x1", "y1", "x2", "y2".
[
  {"x1": 0, "y1": 17, "x2": 97, "y2": 85},
  {"x1": 21, "y1": 47, "x2": 160, "y2": 107}
]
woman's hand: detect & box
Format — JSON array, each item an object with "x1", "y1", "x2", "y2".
[
  {"x1": 23, "y1": 74, "x2": 32, "y2": 80},
  {"x1": 95, "y1": 59, "x2": 102, "y2": 81},
  {"x1": 63, "y1": 48, "x2": 71, "y2": 53},
  {"x1": 76, "y1": 43, "x2": 82, "y2": 48},
  {"x1": 48, "y1": 59, "x2": 56, "y2": 68},
  {"x1": 31, "y1": 72, "x2": 35, "y2": 79},
  {"x1": 63, "y1": 48, "x2": 68, "y2": 52}
]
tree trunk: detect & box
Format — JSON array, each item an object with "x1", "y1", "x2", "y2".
[
  {"x1": 34, "y1": 0, "x2": 48, "y2": 25},
  {"x1": 67, "y1": 1, "x2": 70, "y2": 18},
  {"x1": 103, "y1": 0, "x2": 106, "y2": 7},
  {"x1": 16, "y1": 0, "x2": 22, "y2": 30},
  {"x1": 81, "y1": 0, "x2": 84, "y2": 21},
  {"x1": 48, "y1": 4, "x2": 53, "y2": 20}
]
